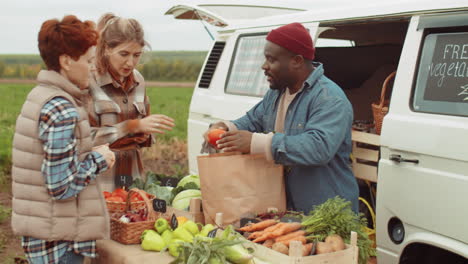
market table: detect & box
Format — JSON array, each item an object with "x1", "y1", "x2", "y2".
[{"x1": 92, "y1": 239, "x2": 175, "y2": 264}]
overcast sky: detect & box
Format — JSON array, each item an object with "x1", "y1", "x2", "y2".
[
  {"x1": 0, "y1": 0, "x2": 442, "y2": 54},
  {"x1": 2, "y1": 0, "x2": 375, "y2": 54},
  {"x1": 0, "y1": 0, "x2": 222, "y2": 54}
]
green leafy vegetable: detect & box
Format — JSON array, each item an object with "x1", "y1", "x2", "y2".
[
  {"x1": 170, "y1": 236, "x2": 248, "y2": 264},
  {"x1": 146, "y1": 184, "x2": 174, "y2": 203}
]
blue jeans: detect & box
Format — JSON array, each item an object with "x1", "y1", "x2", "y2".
[{"x1": 58, "y1": 250, "x2": 84, "y2": 264}]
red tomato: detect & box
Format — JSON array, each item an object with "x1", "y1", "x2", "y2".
[
  {"x1": 106, "y1": 196, "x2": 124, "y2": 202},
  {"x1": 130, "y1": 193, "x2": 144, "y2": 202},
  {"x1": 207, "y1": 129, "x2": 226, "y2": 148},
  {"x1": 103, "y1": 191, "x2": 112, "y2": 199},
  {"x1": 112, "y1": 188, "x2": 128, "y2": 201}
]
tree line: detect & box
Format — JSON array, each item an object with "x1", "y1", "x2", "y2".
[{"x1": 0, "y1": 51, "x2": 207, "y2": 81}]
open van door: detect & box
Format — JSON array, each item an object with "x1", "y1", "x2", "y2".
[{"x1": 165, "y1": 4, "x2": 306, "y2": 27}]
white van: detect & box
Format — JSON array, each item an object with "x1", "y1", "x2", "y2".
[{"x1": 167, "y1": 2, "x2": 468, "y2": 263}]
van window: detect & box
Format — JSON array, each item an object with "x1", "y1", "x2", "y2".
[
  {"x1": 225, "y1": 34, "x2": 270, "y2": 97},
  {"x1": 316, "y1": 38, "x2": 355, "y2": 47},
  {"x1": 413, "y1": 32, "x2": 468, "y2": 116}
]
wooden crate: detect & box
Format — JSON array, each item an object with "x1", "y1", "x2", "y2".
[
  {"x1": 245, "y1": 232, "x2": 358, "y2": 264},
  {"x1": 351, "y1": 130, "x2": 380, "y2": 183},
  {"x1": 213, "y1": 214, "x2": 358, "y2": 264},
  {"x1": 161, "y1": 198, "x2": 205, "y2": 224}
]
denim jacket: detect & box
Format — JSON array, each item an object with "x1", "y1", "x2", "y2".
[{"x1": 232, "y1": 63, "x2": 359, "y2": 213}]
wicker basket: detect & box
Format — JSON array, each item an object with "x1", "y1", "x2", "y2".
[
  {"x1": 371, "y1": 71, "x2": 396, "y2": 135},
  {"x1": 110, "y1": 188, "x2": 159, "y2": 244},
  {"x1": 106, "y1": 190, "x2": 155, "y2": 213}
]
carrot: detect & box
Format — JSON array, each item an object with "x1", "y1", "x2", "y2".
[
  {"x1": 256, "y1": 223, "x2": 304, "y2": 244},
  {"x1": 248, "y1": 231, "x2": 263, "y2": 240},
  {"x1": 253, "y1": 232, "x2": 277, "y2": 243},
  {"x1": 252, "y1": 223, "x2": 287, "y2": 243},
  {"x1": 248, "y1": 223, "x2": 283, "y2": 240},
  {"x1": 264, "y1": 223, "x2": 283, "y2": 232},
  {"x1": 239, "y1": 219, "x2": 278, "y2": 232},
  {"x1": 302, "y1": 243, "x2": 314, "y2": 256},
  {"x1": 271, "y1": 222, "x2": 302, "y2": 237},
  {"x1": 275, "y1": 230, "x2": 306, "y2": 242},
  {"x1": 278, "y1": 235, "x2": 307, "y2": 247}
]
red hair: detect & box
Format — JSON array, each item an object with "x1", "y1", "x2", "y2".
[{"x1": 38, "y1": 15, "x2": 98, "y2": 72}]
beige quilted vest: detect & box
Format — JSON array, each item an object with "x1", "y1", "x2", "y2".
[{"x1": 11, "y1": 70, "x2": 109, "y2": 241}]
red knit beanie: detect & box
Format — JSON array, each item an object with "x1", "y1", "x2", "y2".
[{"x1": 266, "y1": 22, "x2": 315, "y2": 60}]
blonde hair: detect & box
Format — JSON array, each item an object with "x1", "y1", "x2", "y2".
[{"x1": 95, "y1": 13, "x2": 149, "y2": 74}]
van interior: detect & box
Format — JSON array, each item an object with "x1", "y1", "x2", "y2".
[
  {"x1": 315, "y1": 19, "x2": 409, "y2": 124},
  {"x1": 314, "y1": 18, "x2": 410, "y2": 224}
]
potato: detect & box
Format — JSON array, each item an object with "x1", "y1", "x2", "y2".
[
  {"x1": 272, "y1": 242, "x2": 289, "y2": 255},
  {"x1": 263, "y1": 239, "x2": 275, "y2": 248},
  {"x1": 325, "y1": 234, "x2": 345, "y2": 252},
  {"x1": 316, "y1": 242, "x2": 334, "y2": 254}
]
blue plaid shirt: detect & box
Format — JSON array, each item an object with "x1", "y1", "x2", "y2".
[{"x1": 22, "y1": 97, "x2": 108, "y2": 264}]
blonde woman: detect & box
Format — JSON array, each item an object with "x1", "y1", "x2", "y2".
[{"x1": 88, "y1": 13, "x2": 174, "y2": 191}]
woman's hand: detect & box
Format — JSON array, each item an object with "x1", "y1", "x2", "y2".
[
  {"x1": 93, "y1": 144, "x2": 116, "y2": 168},
  {"x1": 137, "y1": 114, "x2": 175, "y2": 134}
]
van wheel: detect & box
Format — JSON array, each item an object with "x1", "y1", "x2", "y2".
[{"x1": 400, "y1": 243, "x2": 466, "y2": 264}]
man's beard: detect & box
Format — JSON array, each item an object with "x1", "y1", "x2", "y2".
[{"x1": 269, "y1": 80, "x2": 287, "y2": 91}]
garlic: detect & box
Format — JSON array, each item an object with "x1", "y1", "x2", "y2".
[{"x1": 119, "y1": 215, "x2": 130, "y2": 223}]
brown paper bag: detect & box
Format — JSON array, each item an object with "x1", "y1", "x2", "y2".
[{"x1": 197, "y1": 152, "x2": 286, "y2": 226}]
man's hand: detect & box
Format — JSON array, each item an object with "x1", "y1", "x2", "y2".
[
  {"x1": 203, "y1": 122, "x2": 229, "y2": 143},
  {"x1": 216, "y1": 130, "x2": 253, "y2": 154}
]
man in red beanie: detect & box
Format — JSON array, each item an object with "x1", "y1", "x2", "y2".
[{"x1": 205, "y1": 22, "x2": 359, "y2": 213}]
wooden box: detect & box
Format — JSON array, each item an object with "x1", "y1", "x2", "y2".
[
  {"x1": 161, "y1": 198, "x2": 205, "y2": 224},
  {"x1": 245, "y1": 232, "x2": 358, "y2": 264}
]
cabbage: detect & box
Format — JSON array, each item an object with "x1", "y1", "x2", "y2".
[
  {"x1": 172, "y1": 189, "x2": 202, "y2": 211},
  {"x1": 177, "y1": 174, "x2": 200, "y2": 189},
  {"x1": 146, "y1": 184, "x2": 174, "y2": 203}
]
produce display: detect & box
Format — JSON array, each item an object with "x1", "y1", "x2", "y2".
[
  {"x1": 301, "y1": 197, "x2": 375, "y2": 264},
  {"x1": 103, "y1": 188, "x2": 147, "y2": 203},
  {"x1": 237, "y1": 197, "x2": 375, "y2": 264},
  {"x1": 100, "y1": 177, "x2": 371, "y2": 264},
  {"x1": 138, "y1": 215, "x2": 267, "y2": 264},
  {"x1": 239, "y1": 221, "x2": 314, "y2": 256},
  {"x1": 130, "y1": 172, "x2": 202, "y2": 211}
]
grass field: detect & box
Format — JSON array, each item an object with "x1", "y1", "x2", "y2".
[{"x1": 0, "y1": 83, "x2": 193, "y2": 186}]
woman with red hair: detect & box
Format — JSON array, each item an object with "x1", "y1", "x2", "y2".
[{"x1": 11, "y1": 15, "x2": 115, "y2": 264}]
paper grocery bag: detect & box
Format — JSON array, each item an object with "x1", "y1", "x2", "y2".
[{"x1": 197, "y1": 152, "x2": 286, "y2": 226}]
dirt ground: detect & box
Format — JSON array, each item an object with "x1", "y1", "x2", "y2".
[{"x1": 0, "y1": 191, "x2": 26, "y2": 263}]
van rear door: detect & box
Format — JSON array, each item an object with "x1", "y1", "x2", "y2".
[
  {"x1": 165, "y1": 4, "x2": 306, "y2": 27},
  {"x1": 376, "y1": 13, "x2": 468, "y2": 262}
]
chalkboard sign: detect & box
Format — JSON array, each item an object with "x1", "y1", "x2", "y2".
[
  {"x1": 207, "y1": 228, "x2": 218, "y2": 238},
  {"x1": 420, "y1": 32, "x2": 468, "y2": 103},
  {"x1": 152, "y1": 199, "x2": 167, "y2": 213},
  {"x1": 115, "y1": 175, "x2": 133, "y2": 189},
  {"x1": 161, "y1": 177, "x2": 179, "y2": 187},
  {"x1": 171, "y1": 214, "x2": 178, "y2": 230},
  {"x1": 240, "y1": 218, "x2": 260, "y2": 228}
]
